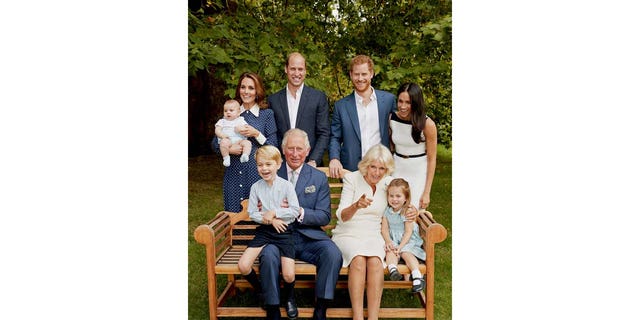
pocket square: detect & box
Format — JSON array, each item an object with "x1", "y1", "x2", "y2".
[{"x1": 304, "y1": 185, "x2": 316, "y2": 194}]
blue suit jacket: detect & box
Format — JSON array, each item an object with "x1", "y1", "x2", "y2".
[
  {"x1": 278, "y1": 163, "x2": 331, "y2": 240},
  {"x1": 328, "y1": 89, "x2": 396, "y2": 171},
  {"x1": 268, "y1": 85, "x2": 330, "y2": 164}
]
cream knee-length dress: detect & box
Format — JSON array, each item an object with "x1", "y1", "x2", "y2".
[{"x1": 331, "y1": 171, "x2": 393, "y2": 267}]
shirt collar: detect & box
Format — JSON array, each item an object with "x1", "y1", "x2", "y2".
[
  {"x1": 354, "y1": 86, "x2": 377, "y2": 104},
  {"x1": 286, "y1": 83, "x2": 304, "y2": 98},
  {"x1": 241, "y1": 104, "x2": 260, "y2": 117},
  {"x1": 286, "y1": 163, "x2": 302, "y2": 175}
]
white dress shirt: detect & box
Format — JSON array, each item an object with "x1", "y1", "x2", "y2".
[
  {"x1": 355, "y1": 87, "x2": 381, "y2": 156},
  {"x1": 286, "y1": 83, "x2": 304, "y2": 129}
]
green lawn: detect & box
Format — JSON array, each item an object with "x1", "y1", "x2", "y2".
[{"x1": 188, "y1": 146, "x2": 452, "y2": 319}]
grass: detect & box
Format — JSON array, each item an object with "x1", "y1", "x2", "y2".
[{"x1": 188, "y1": 145, "x2": 452, "y2": 319}]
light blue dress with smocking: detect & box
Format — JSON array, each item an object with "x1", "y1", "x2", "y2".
[{"x1": 383, "y1": 206, "x2": 426, "y2": 261}]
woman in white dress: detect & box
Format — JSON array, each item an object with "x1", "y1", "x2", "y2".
[
  {"x1": 332, "y1": 144, "x2": 408, "y2": 320},
  {"x1": 389, "y1": 83, "x2": 438, "y2": 210}
]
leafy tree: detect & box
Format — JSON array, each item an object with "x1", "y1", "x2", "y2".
[{"x1": 188, "y1": 0, "x2": 451, "y2": 155}]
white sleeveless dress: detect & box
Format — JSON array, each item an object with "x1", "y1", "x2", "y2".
[{"x1": 390, "y1": 112, "x2": 428, "y2": 209}]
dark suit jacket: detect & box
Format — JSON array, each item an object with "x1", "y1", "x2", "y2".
[
  {"x1": 278, "y1": 163, "x2": 331, "y2": 240},
  {"x1": 328, "y1": 89, "x2": 396, "y2": 171},
  {"x1": 268, "y1": 85, "x2": 330, "y2": 164}
]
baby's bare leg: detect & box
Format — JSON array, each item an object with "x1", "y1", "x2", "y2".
[
  {"x1": 219, "y1": 138, "x2": 231, "y2": 157},
  {"x1": 239, "y1": 139, "x2": 252, "y2": 156}
]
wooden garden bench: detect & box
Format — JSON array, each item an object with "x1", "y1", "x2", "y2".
[{"x1": 193, "y1": 167, "x2": 448, "y2": 319}]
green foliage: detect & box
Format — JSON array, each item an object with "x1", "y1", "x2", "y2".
[{"x1": 188, "y1": 0, "x2": 452, "y2": 148}]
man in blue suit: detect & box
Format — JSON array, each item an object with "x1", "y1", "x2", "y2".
[
  {"x1": 268, "y1": 52, "x2": 330, "y2": 167},
  {"x1": 328, "y1": 54, "x2": 396, "y2": 178},
  {"x1": 259, "y1": 129, "x2": 343, "y2": 320}
]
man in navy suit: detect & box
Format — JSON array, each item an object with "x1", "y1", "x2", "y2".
[
  {"x1": 328, "y1": 54, "x2": 396, "y2": 178},
  {"x1": 259, "y1": 129, "x2": 342, "y2": 320},
  {"x1": 268, "y1": 52, "x2": 330, "y2": 167}
]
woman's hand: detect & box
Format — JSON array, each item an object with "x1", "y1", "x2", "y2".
[
  {"x1": 404, "y1": 205, "x2": 418, "y2": 222},
  {"x1": 228, "y1": 143, "x2": 243, "y2": 155},
  {"x1": 419, "y1": 192, "x2": 431, "y2": 210},
  {"x1": 237, "y1": 124, "x2": 258, "y2": 138},
  {"x1": 353, "y1": 194, "x2": 372, "y2": 210}
]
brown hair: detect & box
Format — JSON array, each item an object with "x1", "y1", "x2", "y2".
[
  {"x1": 387, "y1": 178, "x2": 411, "y2": 215},
  {"x1": 235, "y1": 72, "x2": 268, "y2": 109}
]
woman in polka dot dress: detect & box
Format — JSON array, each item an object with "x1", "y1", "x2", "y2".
[{"x1": 211, "y1": 72, "x2": 278, "y2": 212}]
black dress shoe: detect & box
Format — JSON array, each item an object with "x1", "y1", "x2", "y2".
[
  {"x1": 286, "y1": 299, "x2": 298, "y2": 319},
  {"x1": 312, "y1": 306, "x2": 326, "y2": 320},
  {"x1": 258, "y1": 293, "x2": 266, "y2": 310}
]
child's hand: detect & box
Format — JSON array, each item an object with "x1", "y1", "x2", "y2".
[
  {"x1": 280, "y1": 197, "x2": 289, "y2": 208},
  {"x1": 271, "y1": 218, "x2": 288, "y2": 233},
  {"x1": 384, "y1": 242, "x2": 396, "y2": 252}
]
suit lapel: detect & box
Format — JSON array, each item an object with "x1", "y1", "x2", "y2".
[
  {"x1": 279, "y1": 90, "x2": 291, "y2": 130},
  {"x1": 376, "y1": 90, "x2": 389, "y2": 139},
  {"x1": 295, "y1": 164, "x2": 310, "y2": 195},
  {"x1": 278, "y1": 163, "x2": 288, "y2": 180},
  {"x1": 346, "y1": 94, "x2": 361, "y2": 142},
  {"x1": 295, "y1": 87, "x2": 311, "y2": 128}
]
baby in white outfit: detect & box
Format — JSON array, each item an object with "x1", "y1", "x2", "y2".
[{"x1": 215, "y1": 100, "x2": 252, "y2": 167}]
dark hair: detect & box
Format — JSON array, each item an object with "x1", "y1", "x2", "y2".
[
  {"x1": 396, "y1": 83, "x2": 426, "y2": 144},
  {"x1": 235, "y1": 72, "x2": 268, "y2": 109}
]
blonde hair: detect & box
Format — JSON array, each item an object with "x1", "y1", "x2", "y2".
[
  {"x1": 357, "y1": 144, "x2": 395, "y2": 176},
  {"x1": 387, "y1": 178, "x2": 411, "y2": 215},
  {"x1": 255, "y1": 145, "x2": 282, "y2": 164}
]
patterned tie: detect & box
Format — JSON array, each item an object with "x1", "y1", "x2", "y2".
[{"x1": 290, "y1": 170, "x2": 298, "y2": 187}]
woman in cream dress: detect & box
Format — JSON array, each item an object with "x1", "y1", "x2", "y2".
[{"x1": 331, "y1": 144, "x2": 397, "y2": 320}]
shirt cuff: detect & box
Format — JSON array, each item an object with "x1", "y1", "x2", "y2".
[
  {"x1": 256, "y1": 133, "x2": 266, "y2": 145},
  {"x1": 297, "y1": 207, "x2": 305, "y2": 223}
]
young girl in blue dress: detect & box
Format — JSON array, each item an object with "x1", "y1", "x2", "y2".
[{"x1": 381, "y1": 178, "x2": 427, "y2": 293}]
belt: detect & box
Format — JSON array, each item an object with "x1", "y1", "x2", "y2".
[{"x1": 394, "y1": 152, "x2": 426, "y2": 159}]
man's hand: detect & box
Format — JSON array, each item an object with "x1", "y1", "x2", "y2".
[
  {"x1": 262, "y1": 210, "x2": 276, "y2": 225},
  {"x1": 271, "y1": 218, "x2": 288, "y2": 233},
  {"x1": 329, "y1": 159, "x2": 344, "y2": 178},
  {"x1": 280, "y1": 198, "x2": 289, "y2": 208}
]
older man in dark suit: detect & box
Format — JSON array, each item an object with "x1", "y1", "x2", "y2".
[
  {"x1": 259, "y1": 129, "x2": 342, "y2": 320},
  {"x1": 268, "y1": 52, "x2": 330, "y2": 167}
]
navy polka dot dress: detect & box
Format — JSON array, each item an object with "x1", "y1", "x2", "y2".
[{"x1": 211, "y1": 108, "x2": 278, "y2": 212}]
